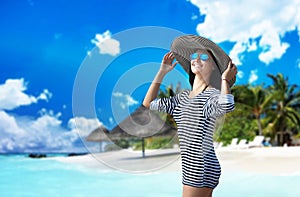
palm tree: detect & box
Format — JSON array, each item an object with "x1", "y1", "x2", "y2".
[
  {"x1": 231, "y1": 84, "x2": 273, "y2": 135},
  {"x1": 154, "y1": 82, "x2": 182, "y2": 147},
  {"x1": 267, "y1": 73, "x2": 300, "y2": 145},
  {"x1": 157, "y1": 82, "x2": 181, "y2": 128}
]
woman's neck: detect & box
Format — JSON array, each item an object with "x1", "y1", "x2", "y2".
[{"x1": 192, "y1": 75, "x2": 209, "y2": 92}]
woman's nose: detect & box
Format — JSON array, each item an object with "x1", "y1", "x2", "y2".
[{"x1": 191, "y1": 58, "x2": 199, "y2": 64}]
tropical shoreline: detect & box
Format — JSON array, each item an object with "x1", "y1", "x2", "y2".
[{"x1": 51, "y1": 146, "x2": 300, "y2": 176}]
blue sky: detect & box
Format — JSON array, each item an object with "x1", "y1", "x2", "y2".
[{"x1": 1, "y1": 0, "x2": 299, "y2": 153}]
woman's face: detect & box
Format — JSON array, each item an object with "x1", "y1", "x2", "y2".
[{"x1": 190, "y1": 49, "x2": 217, "y2": 76}]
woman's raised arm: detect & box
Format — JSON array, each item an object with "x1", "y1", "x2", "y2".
[{"x1": 142, "y1": 52, "x2": 177, "y2": 108}]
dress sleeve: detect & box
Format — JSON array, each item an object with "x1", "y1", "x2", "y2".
[
  {"x1": 203, "y1": 91, "x2": 235, "y2": 118},
  {"x1": 149, "y1": 92, "x2": 182, "y2": 115}
]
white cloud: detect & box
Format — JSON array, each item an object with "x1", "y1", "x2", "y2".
[
  {"x1": 191, "y1": 14, "x2": 198, "y2": 20},
  {"x1": 37, "y1": 89, "x2": 52, "y2": 101},
  {"x1": 112, "y1": 92, "x2": 139, "y2": 109},
  {"x1": 91, "y1": 30, "x2": 120, "y2": 56},
  {"x1": 87, "y1": 50, "x2": 92, "y2": 57},
  {"x1": 112, "y1": 92, "x2": 123, "y2": 97},
  {"x1": 229, "y1": 42, "x2": 247, "y2": 66},
  {"x1": 31, "y1": 110, "x2": 62, "y2": 131},
  {"x1": 68, "y1": 117, "x2": 102, "y2": 137},
  {"x1": 258, "y1": 30, "x2": 290, "y2": 64},
  {"x1": 109, "y1": 117, "x2": 114, "y2": 125},
  {"x1": 237, "y1": 70, "x2": 244, "y2": 79},
  {"x1": 247, "y1": 40, "x2": 258, "y2": 52},
  {"x1": 0, "y1": 78, "x2": 52, "y2": 110},
  {"x1": 0, "y1": 109, "x2": 104, "y2": 153},
  {"x1": 0, "y1": 78, "x2": 103, "y2": 153},
  {"x1": 248, "y1": 70, "x2": 258, "y2": 84},
  {"x1": 0, "y1": 111, "x2": 26, "y2": 136},
  {"x1": 190, "y1": 0, "x2": 300, "y2": 65}
]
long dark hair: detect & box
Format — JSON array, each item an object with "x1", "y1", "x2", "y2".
[{"x1": 188, "y1": 68, "x2": 195, "y2": 88}]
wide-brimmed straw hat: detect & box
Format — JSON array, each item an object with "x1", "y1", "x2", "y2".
[{"x1": 171, "y1": 35, "x2": 234, "y2": 87}]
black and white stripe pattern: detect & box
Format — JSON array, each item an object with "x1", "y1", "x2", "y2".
[{"x1": 150, "y1": 88, "x2": 235, "y2": 188}]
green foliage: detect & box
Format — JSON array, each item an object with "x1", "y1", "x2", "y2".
[
  {"x1": 114, "y1": 139, "x2": 130, "y2": 148},
  {"x1": 155, "y1": 74, "x2": 300, "y2": 146},
  {"x1": 214, "y1": 103, "x2": 257, "y2": 145},
  {"x1": 104, "y1": 139, "x2": 130, "y2": 152},
  {"x1": 231, "y1": 84, "x2": 273, "y2": 135},
  {"x1": 132, "y1": 137, "x2": 178, "y2": 150},
  {"x1": 222, "y1": 73, "x2": 300, "y2": 146},
  {"x1": 104, "y1": 143, "x2": 122, "y2": 152},
  {"x1": 157, "y1": 83, "x2": 182, "y2": 128},
  {"x1": 266, "y1": 73, "x2": 300, "y2": 145}
]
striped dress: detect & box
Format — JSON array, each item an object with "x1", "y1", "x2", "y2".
[{"x1": 150, "y1": 88, "x2": 235, "y2": 188}]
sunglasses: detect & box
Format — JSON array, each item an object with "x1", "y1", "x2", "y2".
[
  {"x1": 190, "y1": 51, "x2": 223, "y2": 74},
  {"x1": 190, "y1": 52, "x2": 209, "y2": 61}
]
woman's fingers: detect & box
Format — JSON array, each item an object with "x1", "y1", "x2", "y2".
[
  {"x1": 160, "y1": 52, "x2": 177, "y2": 73},
  {"x1": 231, "y1": 63, "x2": 238, "y2": 75},
  {"x1": 172, "y1": 61, "x2": 178, "y2": 68},
  {"x1": 222, "y1": 60, "x2": 238, "y2": 83},
  {"x1": 228, "y1": 61, "x2": 237, "y2": 73},
  {"x1": 163, "y1": 52, "x2": 170, "y2": 60},
  {"x1": 227, "y1": 61, "x2": 232, "y2": 70},
  {"x1": 163, "y1": 52, "x2": 175, "y2": 64},
  {"x1": 168, "y1": 52, "x2": 175, "y2": 60}
]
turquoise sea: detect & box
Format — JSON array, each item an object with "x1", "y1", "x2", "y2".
[{"x1": 1, "y1": 154, "x2": 300, "y2": 197}]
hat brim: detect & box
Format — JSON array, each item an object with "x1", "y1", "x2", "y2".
[{"x1": 171, "y1": 35, "x2": 234, "y2": 87}]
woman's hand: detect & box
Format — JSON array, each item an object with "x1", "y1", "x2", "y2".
[
  {"x1": 222, "y1": 61, "x2": 237, "y2": 84},
  {"x1": 160, "y1": 52, "x2": 178, "y2": 74},
  {"x1": 143, "y1": 52, "x2": 177, "y2": 108}
]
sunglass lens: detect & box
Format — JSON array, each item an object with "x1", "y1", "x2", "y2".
[
  {"x1": 190, "y1": 53, "x2": 209, "y2": 61},
  {"x1": 190, "y1": 53, "x2": 198, "y2": 60},
  {"x1": 200, "y1": 54, "x2": 209, "y2": 61}
]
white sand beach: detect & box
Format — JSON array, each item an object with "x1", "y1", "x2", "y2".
[
  {"x1": 54, "y1": 147, "x2": 300, "y2": 175},
  {"x1": 216, "y1": 147, "x2": 300, "y2": 175},
  {"x1": 54, "y1": 148, "x2": 182, "y2": 173}
]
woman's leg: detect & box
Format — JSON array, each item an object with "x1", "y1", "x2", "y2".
[{"x1": 182, "y1": 185, "x2": 213, "y2": 197}]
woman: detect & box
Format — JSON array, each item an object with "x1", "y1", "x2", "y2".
[{"x1": 143, "y1": 35, "x2": 237, "y2": 197}]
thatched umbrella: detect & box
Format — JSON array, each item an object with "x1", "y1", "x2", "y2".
[
  {"x1": 86, "y1": 126, "x2": 110, "y2": 152},
  {"x1": 109, "y1": 105, "x2": 177, "y2": 157}
]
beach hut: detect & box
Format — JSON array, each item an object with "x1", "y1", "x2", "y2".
[
  {"x1": 108, "y1": 105, "x2": 177, "y2": 158},
  {"x1": 86, "y1": 126, "x2": 110, "y2": 152}
]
